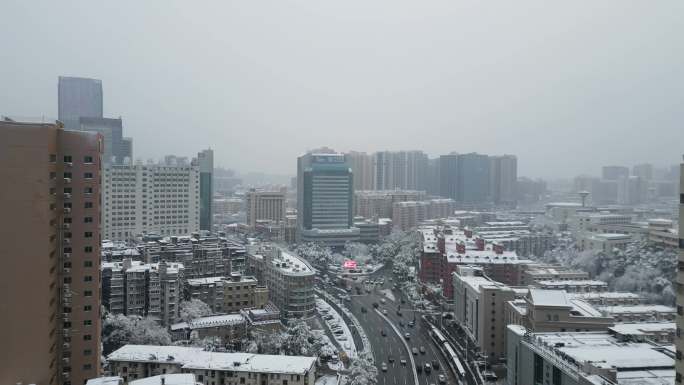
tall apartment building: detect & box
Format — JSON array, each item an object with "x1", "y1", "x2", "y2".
[
  {"x1": 196, "y1": 149, "x2": 213, "y2": 231},
  {"x1": 102, "y1": 160, "x2": 200, "y2": 241},
  {"x1": 246, "y1": 188, "x2": 287, "y2": 227},
  {"x1": 392, "y1": 199, "x2": 457, "y2": 231},
  {"x1": 489, "y1": 154, "x2": 517, "y2": 206},
  {"x1": 0, "y1": 119, "x2": 102, "y2": 385},
  {"x1": 457, "y1": 152, "x2": 491, "y2": 203},
  {"x1": 101, "y1": 260, "x2": 184, "y2": 326},
  {"x1": 346, "y1": 151, "x2": 374, "y2": 190},
  {"x1": 676, "y1": 159, "x2": 684, "y2": 384},
  {"x1": 247, "y1": 247, "x2": 316, "y2": 319},
  {"x1": 58, "y1": 76, "x2": 103, "y2": 130},
  {"x1": 373, "y1": 150, "x2": 428, "y2": 191},
  {"x1": 439, "y1": 154, "x2": 459, "y2": 200},
  {"x1": 186, "y1": 273, "x2": 269, "y2": 314},
  {"x1": 297, "y1": 151, "x2": 359, "y2": 246},
  {"x1": 602, "y1": 165, "x2": 630, "y2": 180},
  {"x1": 633, "y1": 163, "x2": 654, "y2": 180}
]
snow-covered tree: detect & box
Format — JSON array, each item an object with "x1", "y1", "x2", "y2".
[
  {"x1": 348, "y1": 351, "x2": 378, "y2": 385},
  {"x1": 295, "y1": 242, "x2": 333, "y2": 271},
  {"x1": 282, "y1": 321, "x2": 325, "y2": 356},
  {"x1": 102, "y1": 313, "x2": 172, "y2": 354},
  {"x1": 179, "y1": 299, "x2": 213, "y2": 322}
]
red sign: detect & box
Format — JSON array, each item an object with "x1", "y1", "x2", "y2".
[{"x1": 343, "y1": 260, "x2": 357, "y2": 269}]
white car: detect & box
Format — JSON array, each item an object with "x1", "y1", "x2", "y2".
[
  {"x1": 381, "y1": 362, "x2": 388, "y2": 372},
  {"x1": 382, "y1": 309, "x2": 388, "y2": 315}
]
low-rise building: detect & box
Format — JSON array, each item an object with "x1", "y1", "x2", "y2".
[
  {"x1": 608, "y1": 322, "x2": 675, "y2": 344},
  {"x1": 521, "y1": 265, "x2": 590, "y2": 286},
  {"x1": 170, "y1": 314, "x2": 247, "y2": 341},
  {"x1": 567, "y1": 291, "x2": 643, "y2": 307},
  {"x1": 507, "y1": 325, "x2": 675, "y2": 385},
  {"x1": 647, "y1": 218, "x2": 679, "y2": 248},
  {"x1": 598, "y1": 304, "x2": 676, "y2": 323},
  {"x1": 506, "y1": 289, "x2": 614, "y2": 333},
  {"x1": 107, "y1": 345, "x2": 316, "y2": 385},
  {"x1": 537, "y1": 279, "x2": 609, "y2": 293},
  {"x1": 579, "y1": 233, "x2": 632, "y2": 254}
]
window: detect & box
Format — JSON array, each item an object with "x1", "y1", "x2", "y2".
[
  {"x1": 63, "y1": 172, "x2": 72, "y2": 179},
  {"x1": 84, "y1": 172, "x2": 93, "y2": 179},
  {"x1": 84, "y1": 232, "x2": 93, "y2": 238},
  {"x1": 84, "y1": 305, "x2": 92, "y2": 311},
  {"x1": 63, "y1": 155, "x2": 72, "y2": 163},
  {"x1": 84, "y1": 260, "x2": 93, "y2": 268},
  {"x1": 84, "y1": 275, "x2": 93, "y2": 282},
  {"x1": 84, "y1": 156, "x2": 93, "y2": 163},
  {"x1": 63, "y1": 187, "x2": 72, "y2": 194},
  {"x1": 84, "y1": 217, "x2": 93, "y2": 223},
  {"x1": 83, "y1": 320, "x2": 92, "y2": 326},
  {"x1": 63, "y1": 277, "x2": 72, "y2": 284},
  {"x1": 84, "y1": 290, "x2": 93, "y2": 297},
  {"x1": 84, "y1": 349, "x2": 92, "y2": 356},
  {"x1": 84, "y1": 246, "x2": 93, "y2": 253},
  {"x1": 50, "y1": 154, "x2": 57, "y2": 162},
  {"x1": 84, "y1": 187, "x2": 93, "y2": 194},
  {"x1": 83, "y1": 334, "x2": 92, "y2": 341},
  {"x1": 85, "y1": 202, "x2": 93, "y2": 209}
]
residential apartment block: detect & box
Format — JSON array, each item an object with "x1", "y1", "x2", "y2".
[
  {"x1": 248, "y1": 246, "x2": 316, "y2": 319},
  {"x1": 186, "y1": 273, "x2": 268, "y2": 314},
  {"x1": 107, "y1": 345, "x2": 317, "y2": 385},
  {"x1": 102, "y1": 160, "x2": 200, "y2": 241},
  {"x1": 101, "y1": 260, "x2": 184, "y2": 326},
  {"x1": 0, "y1": 119, "x2": 102, "y2": 385}
]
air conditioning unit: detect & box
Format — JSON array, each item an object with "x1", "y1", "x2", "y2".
[
  {"x1": 63, "y1": 268, "x2": 70, "y2": 274},
  {"x1": 63, "y1": 342, "x2": 70, "y2": 349},
  {"x1": 63, "y1": 193, "x2": 71, "y2": 199},
  {"x1": 64, "y1": 178, "x2": 71, "y2": 183},
  {"x1": 63, "y1": 328, "x2": 70, "y2": 335},
  {"x1": 65, "y1": 162, "x2": 73, "y2": 167},
  {"x1": 63, "y1": 223, "x2": 70, "y2": 230},
  {"x1": 63, "y1": 239, "x2": 70, "y2": 244},
  {"x1": 62, "y1": 357, "x2": 70, "y2": 365},
  {"x1": 63, "y1": 252, "x2": 71, "y2": 258},
  {"x1": 64, "y1": 207, "x2": 71, "y2": 214}
]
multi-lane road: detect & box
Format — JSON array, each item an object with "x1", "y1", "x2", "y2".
[{"x1": 322, "y1": 268, "x2": 469, "y2": 385}]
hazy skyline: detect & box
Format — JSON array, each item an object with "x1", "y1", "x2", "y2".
[{"x1": 2, "y1": 1, "x2": 683, "y2": 179}]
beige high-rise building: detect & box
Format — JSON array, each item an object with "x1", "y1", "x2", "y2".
[
  {"x1": 245, "y1": 188, "x2": 286, "y2": 228},
  {"x1": 346, "y1": 151, "x2": 374, "y2": 191},
  {"x1": 675, "y1": 159, "x2": 684, "y2": 384},
  {"x1": 0, "y1": 119, "x2": 102, "y2": 385}
]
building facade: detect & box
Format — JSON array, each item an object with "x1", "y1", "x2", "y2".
[
  {"x1": 102, "y1": 160, "x2": 200, "y2": 241},
  {"x1": 197, "y1": 149, "x2": 213, "y2": 231},
  {"x1": 246, "y1": 188, "x2": 287, "y2": 228},
  {"x1": 677, "y1": 160, "x2": 684, "y2": 384},
  {"x1": 58, "y1": 76, "x2": 103, "y2": 130},
  {"x1": 297, "y1": 152, "x2": 359, "y2": 246},
  {"x1": 0, "y1": 119, "x2": 102, "y2": 385},
  {"x1": 247, "y1": 247, "x2": 316, "y2": 319},
  {"x1": 107, "y1": 345, "x2": 317, "y2": 385}
]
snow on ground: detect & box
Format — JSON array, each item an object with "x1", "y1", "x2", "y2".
[
  {"x1": 380, "y1": 289, "x2": 396, "y2": 302},
  {"x1": 315, "y1": 375, "x2": 339, "y2": 385},
  {"x1": 316, "y1": 297, "x2": 357, "y2": 359}
]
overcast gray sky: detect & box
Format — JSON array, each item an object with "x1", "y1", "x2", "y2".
[{"x1": 1, "y1": 1, "x2": 683, "y2": 179}]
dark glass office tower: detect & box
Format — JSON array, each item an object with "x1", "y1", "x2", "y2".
[{"x1": 58, "y1": 76, "x2": 103, "y2": 129}]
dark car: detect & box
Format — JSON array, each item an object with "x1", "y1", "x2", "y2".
[
  {"x1": 361, "y1": 307, "x2": 367, "y2": 313},
  {"x1": 373, "y1": 302, "x2": 379, "y2": 309},
  {"x1": 396, "y1": 311, "x2": 403, "y2": 317},
  {"x1": 388, "y1": 355, "x2": 395, "y2": 363},
  {"x1": 416, "y1": 364, "x2": 422, "y2": 374},
  {"x1": 381, "y1": 329, "x2": 387, "y2": 337},
  {"x1": 432, "y1": 360, "x2": 440, "y2": 370}
]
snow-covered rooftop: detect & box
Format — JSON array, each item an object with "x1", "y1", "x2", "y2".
[
  {"x1": 86, "y1": 377, "x2": 123, "y2": 385},
  {"x1": 186, "y1": 276, "x2": 225, "y2": 286},
  {"x1": 598, "y1": 305, "x2": 676, "y2": 315},
  {"x1": 108, "y1": 345, "x2": 317, "y2": 374},
  {"x1": 130, "y1": 374, "x2": 198, "y2": 385},
  {"x1": 529, "y1": 289, "x2": 572, "y2": 307},
  {"x1": 568, "y1": 292, "x2": 642, "y2": 301},
  {"x1": 609, "y1": 322, "x2": 675, "y2": 336},
  {"x1": 272, "y1": 249, "x2": 314, "y2": 276},
  {"x1": 538, "y1": 279, "x2": 608, "y2": 287}
]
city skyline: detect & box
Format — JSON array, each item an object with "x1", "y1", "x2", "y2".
[{"x1": 2, "y1": 1, "x2": 683, "y2": 179}]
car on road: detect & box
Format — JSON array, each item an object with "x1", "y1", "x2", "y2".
[
  {"x1": 361, "y1": 307, "x2": 367, "y2": 313},
  {"x1": 398, "y1": 321, "x2": 404, "y2": 327},
  {"x1": 483, "y1": 371, "x2": 498, "y2": 381},
  {"x1": 382, "y1": 309, "x2": 388, "y2": 315},
  {"x1": 432, "y1": 360, "x2": 440, "y2": 370},
  {"x1": 381, "y1": 362, "x2": 387, "y2": 372},
  {"x1": 416, "y1": 364, "x2": 422, "y2": 374},
  {"x1": 438, "y1": 374, "x2": 446, "y2": 383},
  {"x1": 380, "y1": 299, "x2": 386, "y2": 304},
  {"x1": 372, "y1": 302, "x2": 379, "y2": 308},
  {"x1": 404, "y1": 333, "x2": 410, "y2": 339},
  {"x1": 388, "y1": 355, "x2": 394, "y2": 363},
  {"x1": 400, "y1": 299, "x2": 405, "y2": 304},
  {"x1": 400, "y1": 358, "x2": 407, "y2": 366},
  {"x1": 396, "y1": 310, "x2": 402, "y2": 316},
  {"x1": 333, "y1": 330, "x2": 344, "y2": 335},
  {"x1": 419, "y1": 346, "x2": 426, "y2": 354},
  {"x1": 336, "y1": 336, "x2": 348, "y2": 341},
  {"x1": 408, "y1": 321, "x2": 415, "y2": 327},
  {"x1": 381, "y1": 330, "x2": 386, "y2": 337},
  {"x1": 412, "y1": 347, "x2": 418, "y2": 355},
  {"x1": 323, "y1": 315, "x2": 333, "y2": 320},
  {"x1": 424, "y1": 363, "x2": 432, "y2": 374}
]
